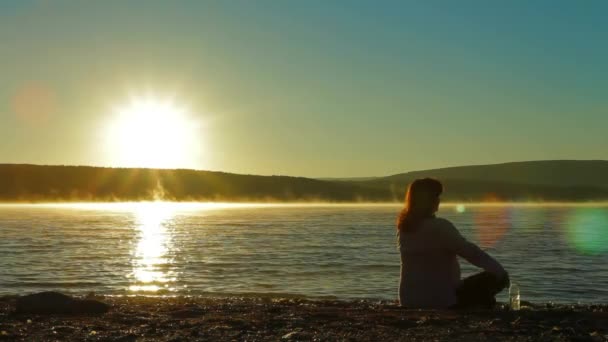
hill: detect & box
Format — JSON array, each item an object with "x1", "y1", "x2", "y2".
[
  {"x1": 343, "y1": 160, "x2": 608, "y2": 202},
  {"x1": 0, "y1": 164, "x2": 387, "y2": 202},
  {"x1": 383, "y1": 160, "x2": 608, "y2": 188},
  {"x1": 0, "y1": 161, "x2": 607, "y2": 202}
]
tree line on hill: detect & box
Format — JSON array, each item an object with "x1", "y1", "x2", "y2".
[
  {"x1": 1, "y1": 162, "x2": 607, "y2": 202},
  {"x1": 0, "y1": 164, "x2": 387, "y2": 202}
]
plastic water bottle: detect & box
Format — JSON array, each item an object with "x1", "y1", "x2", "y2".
[{"x1": 509, "y1": 282, "x2": 521, "y2": 311}]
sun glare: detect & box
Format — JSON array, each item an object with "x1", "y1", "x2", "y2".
[
  {"x1": 129, "y1": 202, "x2": 177, "y2": 293},
  {"x1": 105, "y1": 97, "x2": 200, "y2": 169}
]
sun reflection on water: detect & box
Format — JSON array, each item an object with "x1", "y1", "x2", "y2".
[{"x1": 129, "y1": 203, "x2": 178, "y2": 293}]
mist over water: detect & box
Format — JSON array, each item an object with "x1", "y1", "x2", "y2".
[{"x1": 0, "y1": 203, "x2": 607, "y2": 303}]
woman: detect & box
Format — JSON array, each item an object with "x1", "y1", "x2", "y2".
[{"x1": 397, "y1": 178, "x2": 509, "y2": 309}]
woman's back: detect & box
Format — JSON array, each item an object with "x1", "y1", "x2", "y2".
[{"x1": 398, "y1": 217, "x2": 461, "y2": 308}]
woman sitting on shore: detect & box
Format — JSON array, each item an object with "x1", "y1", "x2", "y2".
[{"x1": 397, "y1": 178, "x2": 509, "y2": 309}]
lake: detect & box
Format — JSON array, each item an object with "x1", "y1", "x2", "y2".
[{"x1": 1, "y1": 203, "x2": 607, "y2": 303}]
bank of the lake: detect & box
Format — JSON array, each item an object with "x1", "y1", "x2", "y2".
[{"x1": 1, "y1": 295, "x2": 607, "y2": 341}]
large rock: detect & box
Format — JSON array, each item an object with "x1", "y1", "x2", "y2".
[{"x1": 15, "y1": 292, "x2": 109, "y2": 315}]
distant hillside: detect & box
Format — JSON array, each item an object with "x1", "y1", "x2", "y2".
[
  {"x1": 344, "y1": 160, "x2": 608, "y2": 202},
  {"x1": 1, "y1": 161, "x2": 607, "y2": 202},
  {"x1": 383, "y1": 160, "x2": 608, "y2": 188},
  {"x1": 0, "y1": 164, "x2": 387, "y2": 202}
]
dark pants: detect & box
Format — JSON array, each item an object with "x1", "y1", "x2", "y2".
[{"x1": 452, "y1": 271, "x2": 509, "y2": 309}]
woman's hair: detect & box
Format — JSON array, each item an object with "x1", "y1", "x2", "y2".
[{"x1": 397, "y1": 178, "x2": 443, "y2": 233}]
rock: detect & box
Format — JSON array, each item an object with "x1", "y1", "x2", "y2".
[
  {"x1": 14, "y1": 292, "x2": 109, "y2": 315},
  {"x1": 520, "y1": 300, "x2": 533, "y2": 306},
  {"x1": 416, "y1": 316, "x2": 429, "y2": 325},
  {"x1": 282, "y1": 330, "x2": 301, "y2": 339},
  {"x1": 51, "y1": 326, "x2": 75, "y2": 334},
  {"x1": 0, "y1": 330, "x2": 17, "y2": 341},
  {"x1": 589, "y1": 331, "x2": 604, "y2": 342}
]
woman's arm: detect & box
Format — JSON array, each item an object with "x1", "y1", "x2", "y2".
[
  {"x1": 439, "y1": 220, "x2": 507, "y2": 278},
  {"x1": 398, "y1": 261, "x2": 406, "y2": 306}
]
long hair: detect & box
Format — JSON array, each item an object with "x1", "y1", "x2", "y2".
[{"x1": 397, "y1": 178, "x2": 443, "y2": 233}]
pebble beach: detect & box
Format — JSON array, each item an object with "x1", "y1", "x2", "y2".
[{"x1": 1, "y1": 295, "x2": 607, "y2": 341}]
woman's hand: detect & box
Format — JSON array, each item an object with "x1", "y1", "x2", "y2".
[{"x1": 498, "y1": 271, "x2": 510, "y2": 289}]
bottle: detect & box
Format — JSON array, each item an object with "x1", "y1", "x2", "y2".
[{"x1": 509, "y1": 282, "x2": 520, "y2": 311}]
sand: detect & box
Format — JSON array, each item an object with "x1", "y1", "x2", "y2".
[{"x1": 1, "y1": 295, "x2": 607, "y2": 341}]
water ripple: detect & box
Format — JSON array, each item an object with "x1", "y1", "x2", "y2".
[{"x1": 0, "y1": 204, "x2": 607, "y2": 303}]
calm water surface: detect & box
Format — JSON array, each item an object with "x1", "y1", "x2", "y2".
[{"x1": 1, "y1": 203, "x2": 607, "y2": 303}]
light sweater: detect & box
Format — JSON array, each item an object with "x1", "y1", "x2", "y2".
[{"x1": 398, "y1": 217, "x2": 506, "y2": 309}]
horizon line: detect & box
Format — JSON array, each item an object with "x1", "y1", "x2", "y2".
[
  {"x1": 1, "y1": 201, "x2": 608, "y2": 208},
  {"x1": 2, "y1": 158, "x2": 608, "y2": 180}
]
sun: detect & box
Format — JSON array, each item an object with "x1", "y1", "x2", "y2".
[{"x1": 105, "y1": 97, "x2": 201, "y2": 169}]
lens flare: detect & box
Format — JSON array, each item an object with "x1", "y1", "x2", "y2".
[
  {"x1": 456, "y1": 204, "x2": 466, "y2": 213},
  {"x1": 473, "y1": 206, "x2": 512, "y2": 248},
  {"x1": 11, "y1": 82, "x2": 56, "y2": 125},
  {"x1": 564, "y1": 208, "x2": 608, "y2": 255}
]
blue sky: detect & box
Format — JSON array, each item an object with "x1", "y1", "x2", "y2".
[{"x1": 1, "y1": 1, "x2": 607, "y2": 177}]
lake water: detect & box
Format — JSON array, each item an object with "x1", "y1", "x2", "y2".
[{"x1": 1, "y1": 203, "x2": 607, "y2": 304}]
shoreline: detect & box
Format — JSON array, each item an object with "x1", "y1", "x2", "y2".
[
  {"x1": 1, "y1": 295, "x2": 607, "y2": 341},
  {"x1": 1, "y1": 291, "x2": 605, "y2": 305},
  {"x1": 2, "y1": 201, "x2": 608, "y2": 207}
]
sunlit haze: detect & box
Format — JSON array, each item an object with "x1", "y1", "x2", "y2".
[{"x1": 1, "y1": 1, "x2": 607, "y2": 177}]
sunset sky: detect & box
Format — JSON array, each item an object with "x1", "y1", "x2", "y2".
[{"x1": 1, "y1": 1, "x2": 607, "y2": 177}]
